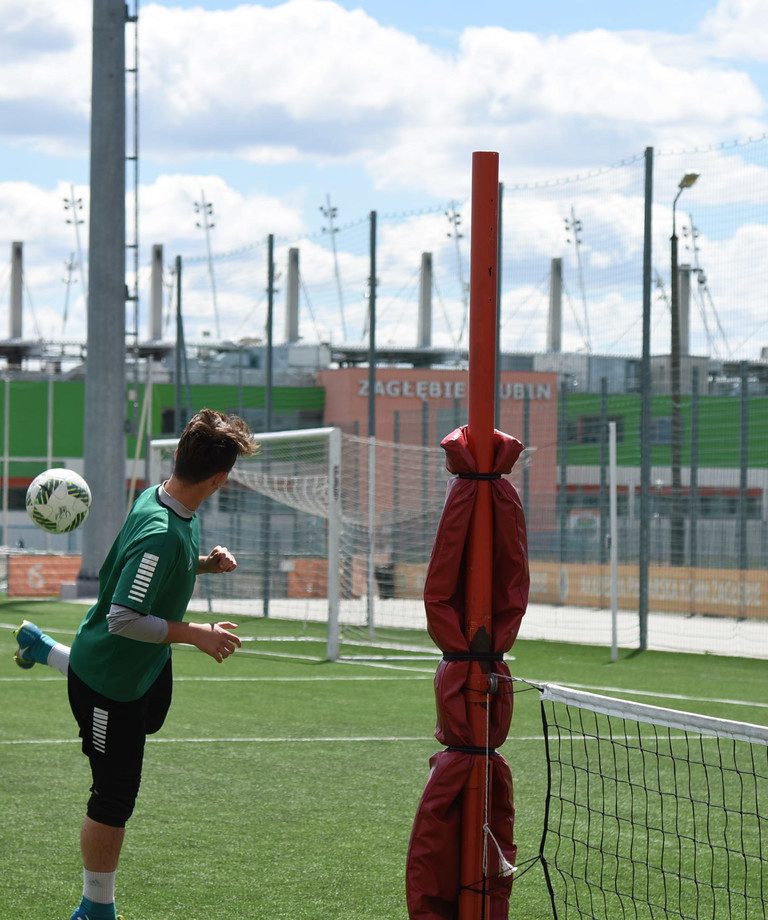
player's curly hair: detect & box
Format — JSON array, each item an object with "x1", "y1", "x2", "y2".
[{"x1": 173, "y1": 408, "x2": 257, "y2": 484}]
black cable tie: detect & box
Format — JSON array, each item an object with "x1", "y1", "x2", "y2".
[
  {"x1": 457, "y1": 471, "x2": 502, "y2": 480},
  {"x1": 447, "y1": 745, "x2": 497, "y2": 756},
  {"x1": 443, "y1": 651, "x2": 504, "y2": 662}
]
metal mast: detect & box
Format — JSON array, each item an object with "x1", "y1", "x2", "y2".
[
  {"x1": 194, "y1": 190, "x2": 221, "y2": 339},
  {"x1": 446, "y1": 201, "x2": 469, "y2": 348},
  {"x1": 320, "y1": 194, "x2": 347, "y2": 342},
  {"x1": 63, "y1": 183, "x2": 88, "y2": 320},
  {"x1": 565, "y1": 206, "x2": 592, "y2": 353}
]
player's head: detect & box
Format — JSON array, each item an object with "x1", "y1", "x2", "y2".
[{"x1": 173, "y1": 409, "x2": 256, "y2": 484}]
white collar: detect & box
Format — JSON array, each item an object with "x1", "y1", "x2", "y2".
[{"x1": 158, "y1": 482, "x2": 194, "y2": 520}]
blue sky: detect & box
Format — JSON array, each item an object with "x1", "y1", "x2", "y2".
[
  {"x1": 1, "y1": 0, "x2": 768, "y2": 354},
  {"x1": 173, "y1": 0, "x2": 717, "y2": 36}
]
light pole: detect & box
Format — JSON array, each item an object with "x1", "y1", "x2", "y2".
[
  {"x1": 194, "y1": 191, "x2": 221, "y2": 339},
  {"x1": 670, "y1": 172, "x2": 699, "y2": 566}
]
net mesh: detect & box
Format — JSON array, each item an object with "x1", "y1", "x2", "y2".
[
  {"x1": 537, "y1": 682, "x2": 768, "y2": 920},
  {"x1": 150, "y1": 427, "x2": 527, "y2": 654}
]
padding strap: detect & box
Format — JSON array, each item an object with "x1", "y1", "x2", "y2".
[
  {"x1": 443, "y1": 651, "x2": 504, "y2": 662},
  {"x1": 457, "y1": 472, "x2": 502, "y2": 480},
  {"x1": 447, "y1": 745, "x2": 497, "y2": 756}
]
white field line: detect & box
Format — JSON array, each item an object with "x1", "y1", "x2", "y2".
[
  {"x1": 2, "y1": 668, "x2": 766, "y2": 712},
  {"x1": 1, "y1": 734, "x2": 546, "y2": 746}
]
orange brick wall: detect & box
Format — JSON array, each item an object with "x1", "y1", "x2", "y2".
[{"x1": 8, "y1": 555, "x2": 81, "y2": 598}]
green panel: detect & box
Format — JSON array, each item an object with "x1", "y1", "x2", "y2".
[
  {"x1": 563, "y1": 393, "x2": 767, "y2": 469},
  {"x1": 52, "y1": 381, "x2": 86, "y2": 456},
  {"x1": 123, "y1": 383, "x2": 325, "y2": 459},
  {"x1": 0, "y1": 381, "x2": 86, "y2": 460},
  {"x1": 1, "y1": 379, "x2": 761, "y2": 471},
  {"x1": 5, "y1": 381, "x2": 50, "y2": 456}
]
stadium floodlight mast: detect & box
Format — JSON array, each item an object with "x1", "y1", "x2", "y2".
[
  {"x1": 670, "y1": 171, "x2": 700, "y2": 566},
  {"x1": 194, "y1": 191, "x2": 221, "y2": 340},
  {"x1": 63, "y1": 184, "x2": 87, "y2": 316}
]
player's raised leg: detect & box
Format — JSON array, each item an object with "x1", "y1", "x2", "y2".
[{"x1": 13, "y1": 620, "x2": 70, "y2": 675}]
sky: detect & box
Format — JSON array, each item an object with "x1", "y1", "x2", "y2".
[{"x1": 2, "y1": 0, "x2": 768, "y2": 357}]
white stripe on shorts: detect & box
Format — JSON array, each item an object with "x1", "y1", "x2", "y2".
[{"x1": 92, "y1": 707, "x2": 109, "y2": 754}]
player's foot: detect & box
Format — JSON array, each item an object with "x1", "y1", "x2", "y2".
[
  {"x1": 68, "y1": 904, "x2": 123, "y2": 919},
  {"x1": 12, "y1": 620, "x2": 55, "y2": 669}
]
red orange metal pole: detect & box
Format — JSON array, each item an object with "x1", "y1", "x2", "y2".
[{"x1": 458, "y1": 151, "x2": 499, "y2": 920}]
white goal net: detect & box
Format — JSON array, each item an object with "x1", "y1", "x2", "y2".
[{"x1": 149, "y1": 427, "x2": 461, "y2": 659}]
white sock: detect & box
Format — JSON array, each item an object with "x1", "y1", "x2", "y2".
[
  {"x1": 46, "y1": 642, "x2": 70, "y2": 676},
  {"x1": 84, "y1": 868, "x2": 116, "y2": 904}
]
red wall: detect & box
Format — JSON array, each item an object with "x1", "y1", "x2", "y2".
[{"x1": 318, "y1": 367, "x2": 558, "y2": 530}]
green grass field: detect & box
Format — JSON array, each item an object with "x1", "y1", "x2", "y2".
[{"x1": 1, "y1": 599, "x2": 767, "y2": 920}]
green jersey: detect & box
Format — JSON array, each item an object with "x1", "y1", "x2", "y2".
[{"x1": 70, "y1": 485, "x2": 200, "y2": 701}]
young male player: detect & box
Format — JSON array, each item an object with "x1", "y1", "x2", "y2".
[{"x1": 13, "y1": 408, "x2": 256, "y2": 920}]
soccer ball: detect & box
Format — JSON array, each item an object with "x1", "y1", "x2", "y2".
[{"x1": 26, "y1": 468, "x2": 92, "y2": 534}]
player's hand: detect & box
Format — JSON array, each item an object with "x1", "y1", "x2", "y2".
[
  {"x1": 199, "y1": 621, "x2": 241, "y2": 663},
  {"x1": 199, "y1": 545, "x2": 237, "y2": 573}
]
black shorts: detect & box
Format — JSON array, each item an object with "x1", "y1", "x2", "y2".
[{"x1": 67, "y1": 657, "x2": 173, "y2": 827}]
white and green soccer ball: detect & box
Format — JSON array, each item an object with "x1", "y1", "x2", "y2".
[{"x1": 26, "y1": 468, "x2": 92, "y2": 534}]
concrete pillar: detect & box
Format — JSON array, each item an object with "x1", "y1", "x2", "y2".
[
  {"x1": 149, "y1": 244, "x2": 163, "y2": 340},
  {"x1": 285, "y1": 247, "x2": 299, "y2": 342},
  {"x1": 78, "y1": 0, "x2": 128, "y2": 594},
  {"x1": 418, "y1": 252, "x2": 432, "y2": 347},
  {"x1": 547, "y1": 257, "x2": 562, "y2": 353},
  {"x1": 10, "y1": 242, "x2": 22, "y2": 339}
]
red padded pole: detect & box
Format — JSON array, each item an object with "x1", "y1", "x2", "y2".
[{"x1": 459, "y1": 151, "x2": 499, "y2": 920}]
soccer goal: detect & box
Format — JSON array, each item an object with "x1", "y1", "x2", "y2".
[{"x1": 149, "y1": 427, "x2": 454, "y2": 660}]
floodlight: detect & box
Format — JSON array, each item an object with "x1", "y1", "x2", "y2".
[{"x1": 678, "y1": 172, "x2": 700, "y2": 190}]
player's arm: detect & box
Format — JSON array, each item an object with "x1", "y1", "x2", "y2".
[
  {"x1": 198, "y1": 544, "x2": 237, "y2": 574},
  {"x1": 107, "y1": 604, "x2": 240, "y2": 663},
  {"x1": 107, "y1": 604, "x2": 168, "y2": 642},
  {"x1": 164, "y1": 620, "x2": 241, "y2": 662}
]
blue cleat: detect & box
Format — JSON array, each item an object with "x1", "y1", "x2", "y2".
[
  {"x1": 12, "y1": 620, "x2": 55, "y2": 670},
  {"x1": 69, "y1": 904, "x2": 125, "y2": 920},
  {"x1": 68, "y1": 904, "x2": 124, "y2": 920}
]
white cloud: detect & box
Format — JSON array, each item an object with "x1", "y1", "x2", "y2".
[
  {"x1": 2, "y1": 0, "x2": 768, "y2": 358},
  {"x1": 137, "y1": 173, "x2": 305, "y2": 251},
  {"x1": 2, "y1": 1, "x2": 766, "y2": 184},
  {"x1": 0, "y1": 0, "x2": 91, "y2": 152},
  {"x1": 701, "y1": 0, "x2": 768, "y2": 61}
]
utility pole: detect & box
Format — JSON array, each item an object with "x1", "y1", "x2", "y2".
[
  {"x1": 565, "y1": 206, "x2": 591, "y2": 353},
  {"x1": 639, "y1": 146, "x2": 654, "y2": 651},
  {"x1": 62, "y1": 254, "x2": 77, "y2": 335},
  {"x1": 194, "y1": 190, "x2": 221, "y2": 339},
  {"x1": 684, "y1": 215, "x2": 729, "y2": 357},
  {"x1": 445, "y1": 202, "x2": 469, "y2": 349},
  {"x1": 320, "y1": 195, "x2": 347, "y2": 342},
  {"x1": 670, "y1": 172, "x2": 700, "y2": 567},
  {"x1": 63, "y1": 185, "x2": 87, "y2": 311}
]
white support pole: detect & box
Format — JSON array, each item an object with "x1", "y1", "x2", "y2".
[
  {"x1": 46, "y1": 374, "x2": 54, "y2": 550},
  {"x1": 46, "y1": 376, "x2": 54, "y2": 468},
  {"x1": 2, "y1": 378, "x2": 9, "y2": 547},
  {"x1": 326, "y1": 427, "x2": 341, "y2": 661},
  {"x1": 367, "y1": 436, "x2": 376, "y2": 639},
  {"x1": 127, "y1": 361, "x2": 152, "y2": 513},
  {"x1": 609, "y1": 421, "x2": 618, "y2": 662}
]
